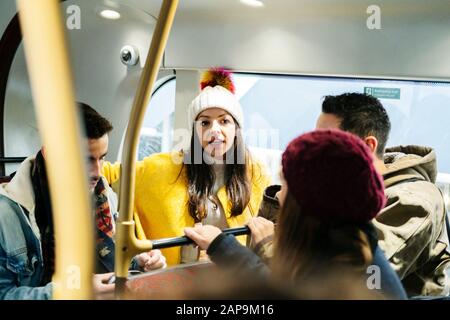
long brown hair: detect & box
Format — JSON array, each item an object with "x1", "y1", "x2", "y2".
[
  {"x1": 182, "y1": 125, "x2": 252, "y2": 222},
  {"x1": 272, "y1": 192, "x2": 374, "y2": 283}
]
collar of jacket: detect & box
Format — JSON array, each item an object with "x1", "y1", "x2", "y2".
[
  {"x1": 0, "y1": 155, "x2": 40, "y2": 238},
  {"x1": 0, "y1": 156, "x2": 36, "y2": 213}
]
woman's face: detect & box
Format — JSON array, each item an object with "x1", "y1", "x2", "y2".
[{"x1": 195, "y1": 108, "x2": 236, "y2": 160}]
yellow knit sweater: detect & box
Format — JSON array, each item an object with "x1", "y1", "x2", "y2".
[{"x1": 102, "y1": 152, "x2": 271, "y2": 266}]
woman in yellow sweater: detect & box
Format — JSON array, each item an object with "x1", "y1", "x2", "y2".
[{"x1": 103, "y1": 68, "x2": 270, "y2": 266}]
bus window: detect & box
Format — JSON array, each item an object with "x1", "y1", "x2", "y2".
[
  {"x1": 234, "y1": 73, "x2": 450, "y2": 186},
  {"x1": 138, "y1": 77, "x2": 175, "y2": 160}
]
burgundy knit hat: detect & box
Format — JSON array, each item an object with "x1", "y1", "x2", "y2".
[{"x1": 281, "y1": 129, "x2": 386, "y2": 223}]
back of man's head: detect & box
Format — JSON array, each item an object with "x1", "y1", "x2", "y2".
[
  {"x1": 321, "y1": 93, "x2": 391, "y2": 158},
  {"x1": 78, "y1": 102, "x2": 113, "y2": 139}
]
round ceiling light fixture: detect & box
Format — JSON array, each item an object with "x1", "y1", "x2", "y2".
[
  {"x1": 99, "y1": 9, "x2": 121, "y2": 20},
  {"x1": 240, "y1": 0, "x2": 264, "y2": 8}
]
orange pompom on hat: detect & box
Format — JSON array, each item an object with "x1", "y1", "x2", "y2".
[{"x1": 188, "y1": 67, "x2": 243, "y2": 130}]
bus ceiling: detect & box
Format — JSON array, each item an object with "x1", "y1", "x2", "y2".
[{"x1": 1, "y1": 0, "x2": 450, "y2": 79}]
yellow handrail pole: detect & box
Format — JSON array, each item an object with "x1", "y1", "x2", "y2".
[
  {"x1": 17, "y1": 0, "x2": 93, "y2": 299},
  {"x1": 115, "y1": 0, "x2": 178, "y2": 295}
]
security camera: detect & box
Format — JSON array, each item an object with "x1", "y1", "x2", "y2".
[{"x1": 120, "y1": 45, "x2": 139, "y2": 66}]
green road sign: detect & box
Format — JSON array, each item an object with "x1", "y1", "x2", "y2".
[{"x1": 364, "y1": 87, "x2": 401, "y2": 100}]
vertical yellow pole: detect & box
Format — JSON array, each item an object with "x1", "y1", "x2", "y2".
[
  {"x1": 115, "y1": 0, "x2": 178, "y2": 295},
  {"x1": 17, "y1": 0, "x2": 93, "y2": 299}
]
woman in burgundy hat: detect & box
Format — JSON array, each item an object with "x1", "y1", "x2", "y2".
[{"x1": 185, "y1": 129, "x2": 407, "y2": 299}]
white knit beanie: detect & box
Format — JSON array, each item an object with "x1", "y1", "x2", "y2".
[{"x1": 187, "y1": 68, "x2": 243, "y2": 132}]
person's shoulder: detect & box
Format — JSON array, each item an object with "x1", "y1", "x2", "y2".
[
  {"x1": 0, "y1": 194, "x2": 25, "y2": 234},
  {"x1": 386, "y1": 177, "x2": 442, "y2": 202},
  {"x1": 248, "y1": 156, "x2": 271, "y2": 186},
  {"x1": 372, "y1": 246, "x2": 408, "y2": 299},
  {"x1": 384, "y1": 178, "x2": 444, "y2": 219},
  {"x1": 141, "y1": 152, "x2": 183, "y2": 167},
  {"x1": 138, "y1": 152, "x2": 184, "y2": 183},
  {"x1": 0, "y1": 194, "x2": 21, "y2": 218}
]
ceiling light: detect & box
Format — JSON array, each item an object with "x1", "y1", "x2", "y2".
[
  {"x1": 99, "y1": 9, "x2": 121, "y2": 20},
  {"x1": 240, "y1": 0, "x2": 264, "y2": 7}
]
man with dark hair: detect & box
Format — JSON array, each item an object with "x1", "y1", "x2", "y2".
[
  {"x1": 316, "y1": 92, "x2": 450, "y2": 297},
  {"x1": 79, "y1": 102, "x2": 114, "y2": 140},
  {"x1": 320, "y1": 93, "x2": 390, "y2": 159},
  {"x1": 0, "y1": 103, "x2": 165, "y2": 299}
]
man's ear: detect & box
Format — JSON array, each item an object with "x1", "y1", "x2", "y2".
[
  {"x1": 364, "y1": 136, "x2": 378, "y2": 155},
  {"x1": 41, "y1": 146, "x2": 46, "y2": 160}
]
